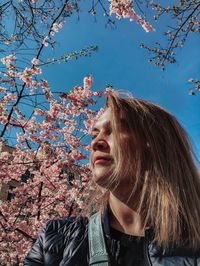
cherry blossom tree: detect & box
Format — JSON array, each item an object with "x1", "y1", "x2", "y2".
[
  {"x1": 139, "y1": 0, "x2": 200, "y2": 95},
  {"x1": 0, "y1": 1, "x2": 102, "y2": 264},
  {"x1": 1, "y1": 1, "x2": 199, "y2": 94},
  {"x1": 0, "y1": 46, "x2": 104, "y2": 264},
  {"x1": 0, "y1": 0, "x2": 199, "y2": 264},
  {"x1": 0, "y1": 72, "x2": 104, "y2": 264},
  {"x1": 89, "y1": 0, "x2": 199, "y2": 95}
]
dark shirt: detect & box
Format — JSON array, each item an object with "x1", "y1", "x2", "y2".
[{"x1": 109, "y1": 227, "x2": 145, "y2": 266}]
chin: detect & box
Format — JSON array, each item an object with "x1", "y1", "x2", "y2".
[
  {"x1": 92, "y1": 173, "x2": 108, "y2": 186},
  {"x1": 92, "y1": 169, "x2": 114, "y2": 188}
]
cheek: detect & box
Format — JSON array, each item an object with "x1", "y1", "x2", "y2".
[
  {"x1": 120, "y1": 134, "x2": 133, "y2": 152},
  {"x1": 120, "y1": 133, "x2": 131, "y2": 142},
  {"x1": 91, "y1": 167, "x2": 113, "y2": 188}
]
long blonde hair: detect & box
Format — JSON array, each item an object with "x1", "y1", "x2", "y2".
[{"x1": 90, "y1": 91, "x2": 200, "y2": 250}]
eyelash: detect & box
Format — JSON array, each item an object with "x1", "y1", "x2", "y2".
[
  {"x1": 91, "y1": 135, "x2": 97, "y2": 140},
  {"x1": 91, "y1": 127, "x2": 112, "y2": 140},
  {"x1": 91, "y1": 128, "x2": 112, "y2": 140}
]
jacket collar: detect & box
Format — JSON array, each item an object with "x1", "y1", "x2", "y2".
[{"x1": 102, "y1": 204, "x2": 111, "y2": 238}]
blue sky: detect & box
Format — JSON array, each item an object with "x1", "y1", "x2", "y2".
[{"x1": 40, "y1": 3, "x2": 200, "y2": 164}]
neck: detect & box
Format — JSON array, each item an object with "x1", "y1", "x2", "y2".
[{"x1": 108, "y1": 191, "x2": 145, "y2": 237}]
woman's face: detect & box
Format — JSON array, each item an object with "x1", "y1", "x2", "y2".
[
  {"x1": 90, "y1": 108, "x2": 115, "y2": 186},
  {"x1": 90, "y1": 108, "x2": 131, "y2": 187}
]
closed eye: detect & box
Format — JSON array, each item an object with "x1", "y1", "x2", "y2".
[
  {"x1": 91, "y1": 134, "x2": 98, "y2": 140},
  {"x1": 106, "y1": 125, "x2": 112, "y2": 135}
]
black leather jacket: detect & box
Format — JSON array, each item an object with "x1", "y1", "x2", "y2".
[{"x1": 24, "y1": 210, "x2": 200, "y2": 266}]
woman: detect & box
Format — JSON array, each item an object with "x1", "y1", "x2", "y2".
[{"x1": 24, "y1": 91, "x2": 200, "y2": 265}]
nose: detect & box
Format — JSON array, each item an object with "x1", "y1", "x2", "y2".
[{"x1": 91, "y1": 138, "x2": 109, "y2": 151}]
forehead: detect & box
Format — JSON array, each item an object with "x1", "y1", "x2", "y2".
[
  {"x1": 92, "y1": 109, "x2": 111, "y2": 131},
  {"x1": 92, "y1": 108, "x2": 130, "y2": 132}
]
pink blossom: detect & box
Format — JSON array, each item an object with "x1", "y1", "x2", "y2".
[
  {"x1": 42, "y1": 36, "x2": 49, "y2": 46},
  {"x1": 75, "y1": 152, "x2": 87, "y2": 161},
  {"x1": 41, "y1": 79, "x2": 49, "y2": 90},
  {"x1": 0, "y1": 115, "x2": 8, "y2": 124},
  {"x1": 34, "y1": 108, "x2": 45, "y2": 116},
  {"x1": 84, "y1": 75, "x2": 93, "y2": 86},
  {"x1": 49, "y1": 103, "x2": 60, "y2": 118},
  {"x1": 73, "y1": 180, "x2": 81, "y2": 186},
  {"x1": 32, "y1": 80, "x2": 39, "y2": 89},
  {"x1": 33, "y1": 66, "x2": 42, "y2": 75},
  {"x1": 110, "y1": 0, "x2": 155, "y2": 32},
  {"x1": 65, "y1": 3, "x2": 72, "y2": 11},
  {"x1": 29, "y1": 135, "x2": 39, "y2": 142},
  {"x1": 1, "y1": 54, "x2": 16, "y2": 68},
  {"x1": 52, "y1": 22, "x2": 63, "y2": 33},
  {"x1": 85, "y1": 145, "x2": 92, "y2": 151},
  {"x1": 68, "y1": 125, "x2": 75, "y2": 134},
  {"x1": 31, "y1": 58, "x2": 39, "y2": 65},
  {"x1": 96, "y1": 108, "x2": 105, "y2": 120},
  {"x1": 83, "y1": 75, "x2": 93, "y2": 96},
  {"x1": 52, "y1": 23, "x2": 60, "y2": 32},
  {"x1": 84, "y1": 120, "x2": 91, "y2": 129},
  {"x1": 4, "y1": 92, "x2": 17, "y2": 101},
  {"x1": 0, "y1": 87, "x2": 7, "y2": 93},
  {"x1": 93, "y1": 91, "x2": 103, "y2": 97},
  {"x1": 49, "y1": 135, "x2": 58, "y2": 141},
  {"x1": 138, "y1": 18, "x2": 155, "y2": 33}
]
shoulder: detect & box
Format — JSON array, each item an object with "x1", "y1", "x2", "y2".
[
  {"x1": 43, "y1": 216, "x2": 89, "y2": 258},
  {"x1": 149, "y1": 243, "x2": 200, "y2": 255},
  {"x1": 44, "y1": 215, "x2": 88, "y2": 233},
  {"x1": 149, "y1": 242, "x2": 200, "y2": 264},
  {"x1": 43, "y1": 215, "x2": 89, "y2": 248},
  {"x1": 24, "y1": 216, "x2": 89, "y2": 265}
]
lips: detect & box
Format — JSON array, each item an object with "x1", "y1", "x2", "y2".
[{"x1": 94, "y1": 156, "x2": 112, "y2": 165}]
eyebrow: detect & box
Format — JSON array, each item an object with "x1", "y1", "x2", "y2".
[{"x1": 91, "y1": 121, "x2": 111, "y2": 133}]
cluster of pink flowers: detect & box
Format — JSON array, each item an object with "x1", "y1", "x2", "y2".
[
  {"x1": 0, "y1": 89, "x2": 18, "y2": 125},
  {"x1": 43, "y1": 21, "x2": 64, "y2": 45},
  {"x1": 110, "y1": 0, "x2": 155, "y2": 32},
  {"x1": 0, "y1": 43, "x2": 106, "y2": 264},
  {"x1": 0, "y1": 54, "x2": 16, "y2": 68},
  {"x1": 3, "y1": 92, "x2": 17, "y2": 102},
  {"x1": 1, "y1": 55, "x2": 42, "y2": 92},
  {"x1": 52, "y1": 22, "x2": 64, "y2": 33},
  {"x1": 18, "y1": 66, "x2": 42, "y2": 87},
  {"x1": 83, "y1": 75, "x2": 93, "y2": 95},
  {"x1": 0, "y1": 74, "x2": 102, "y2": 260}
]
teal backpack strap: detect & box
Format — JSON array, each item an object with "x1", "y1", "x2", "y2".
[{"x1": 88, "y1": 212, "x2": 110, "y2": 266}]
